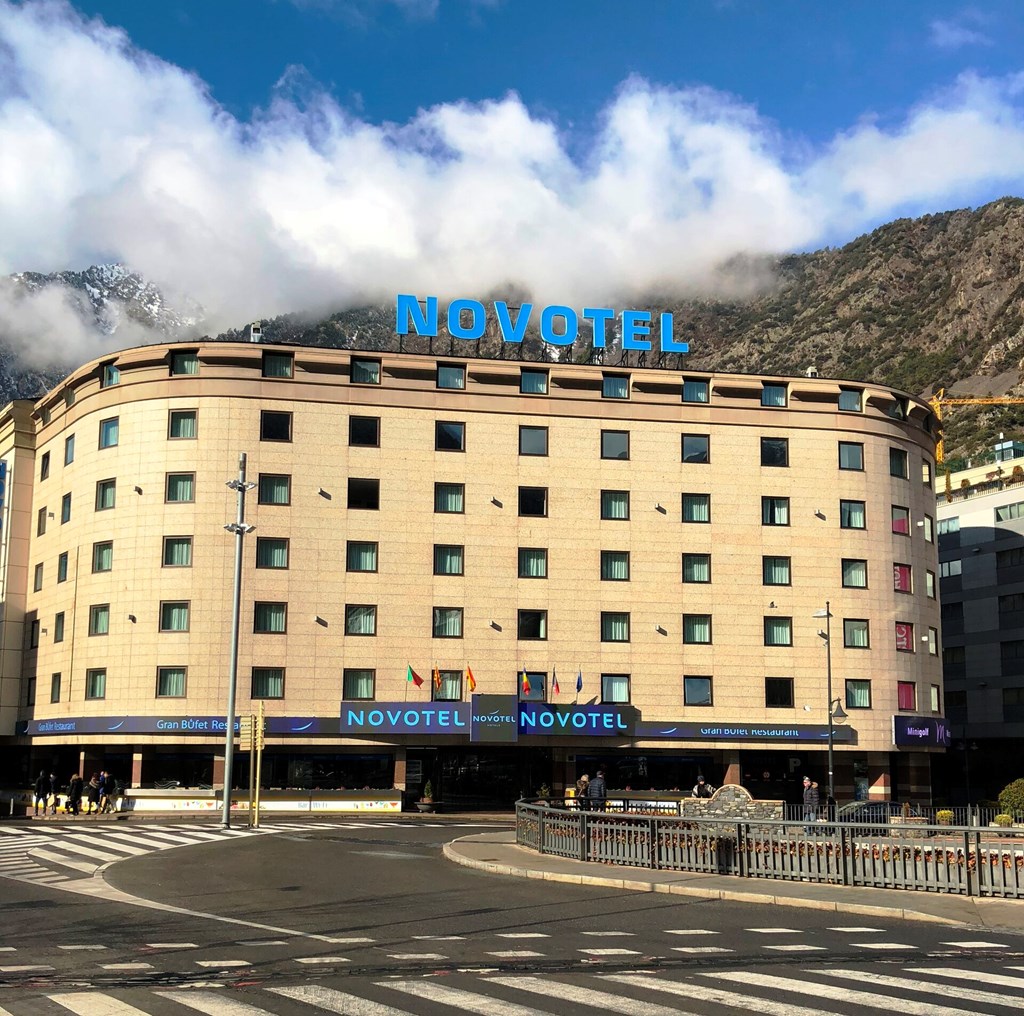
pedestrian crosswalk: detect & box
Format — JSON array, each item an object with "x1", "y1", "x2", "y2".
[{"x1": 1, "y1": 964, "x2": 1023, "y2": 1014}]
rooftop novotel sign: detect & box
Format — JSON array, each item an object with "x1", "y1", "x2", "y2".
[{"x1": 396, "y1": 295, "x2": 689, "y2": 354}]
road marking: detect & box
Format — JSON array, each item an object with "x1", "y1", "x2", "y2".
[
  {"x1": 940, "y1": 940, "x2": 1008, "y2": 948},
  {"x1": 57, "y1": 834, "x2": 152, "y2": 858},
  {"x1": 496, "y1": 933, "x2": 549, "y2": 938},
  {"x1": 851, "y1": 942, "x2": 916, "y2": 950},
  {"x1": 906, "y1": 967, "x2": 1024, "y2": 989},
  {"x1": 272, "y1": 984, "x2": 420, "y2": 1015},
  {"x1": 671, "y1": 946, "x2": 733, "y2": 954},
  {"x1": 294, "y1": 956, "x2": 351, "y2": 964},
  {"x1": 29, "y1": 848, "x2": 97, "y2": 873},
  {"x1": 196, "y1": 960, "x2": 252, "y2": 968},
  {"x1": 322, "y1": 936, "x2": 375, "y2": 944},
  {"x1": 236, "y1": 939, "x2": 289, "y2": 946},
  {"x1": 386, "y1": 952, "x2": 447, "y2": 960},
  {"x1": 48, "y1": 994, "x2": 152, "y2": 1015},
  {"x1": 58, "y1": 945, "x2": 107, "y2": 951},
  {"x1": 711, "y1": 970, "x2": 986, "y2": 1016},
  {"x1": 578, "y1": 948, "x2": 641, "y2": 955},
  {"x1": 146, "y1": 942, "x2": 198, "y2": 949},
  {"x1": 159, "y1": 991, "x2": 271, "y2": 1014},
  {"x1": 825, "y1": 968, "x2": 1024, "y2": 1008},
  {"x1": 763, "y1": 944, "x2": 828, "y2": 952},
  {"x1": 582, "y1": 931, "x2": 635, "y2": 937},
  {"x1": 100, "y1": 963, "x2": 154, "y2": 971},
  {"x1": 665, "y1": 928, "x2": 718, "y2": 935},
  {"x1": 489, "y1": 975, "x2": 688, "y2": 1016},
  {"x1": 607, "y1": 973, "x2": 848, "y2": 1016},
  {"x1": 747, "y1": 927, "x2": 801, "y2": 934},
  {"x1": 386, "y1": 978, "x2": 556, "y2": 1015},
  {"x1": 0, "y1": 965, "x2": 53, "y2": 972},
  {"x1": 828, "y1": 926, "x2": 882, "y2": 932},
  {"x1": 487, "y1": 951, "x2": 546, "y2": 958},
  {"x1": 0, "y1": 947, "x2": 15, "y2": 952},
  {"x1": 412, "y1": 935, "x2": 465, "y2": 940}
]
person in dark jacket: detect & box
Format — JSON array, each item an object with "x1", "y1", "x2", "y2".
[
  {"x1": 85, "y1": 773, "x2": 101, "y2": 815},
  {"x1": 587, "y1": 770, "x2": 608, "y2": 812},
  {"x1": 48, "y1": 772, "x2": 60, "y2": 814},
  {"x1": 67, "y1": 774, "x2": 83, "y2": 816},
  {"x1": 802, "y1": 776, "x2": 820, "y2": 832},
  {"x1": 33, "y1": 771, "x2": 48, "y2": 816}
]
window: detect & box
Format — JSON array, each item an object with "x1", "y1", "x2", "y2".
[
  {"x1": 682, "y1": 493, "x2": 711, "y2": 523},
  {"x1": 1002, "y1": 640, "x2": 1024, "y2": 673},
  {"x1": 893, "y1": 563, "x2": 912, "y2": 593},
  {"x1": 838, "y1": 386, "x2": 862, "y2": 412},
  {"x1": 930, "y1": 684, "x2": 941, "y2": 712},
  {"x1": 760, "y1": 437, "x2": 789, "y2": 467},
  {"x1": 163, "y1": 536, "x2": 192, "y2": 567},
  {"x1": 433, "y1": 606, "x2": 463, "y2": 638},
  {"x1": 519, "y1": 609, "x2": 548, "y2": 640},
  {"x1": 256, "y1": 537, "x2": 289, "y2": 569},
  {"x1": 346, "y1": 541, "x2": 378, "y2": 572},
  {"x1": 95, "y1": 479, "x2": 116, "y2": 510},
  {"x1": 348, "y1": 478, "x2": 380, "y2": 510},
  {"x1": 844, "y1": 619, "x2": 870, "y2": 648},
  {"x1": 922, "y1": 461, "x2": 933, "y2": 488},
  {"x1": 54, "y1": 611, "x2": 65, "y2": 643},
  {"x1": 926, "y1": 570, "x2": 936, "y2": 598},
  {"x1": 938, "y1": 517, "x2": 960, "y2": 536},
  {"x1": 764, "y1": 616, "x2": 793, "y2": 646},
  {"x1": 156, "y1": 667, "x2": 187, "y2": 698},
  {"x1": 682, "y1": 553, "x2": 711, "y2": 583},
  {"x1": 349, "y1": 416, "x2": 380, "y2": 447},
  {"x1": 995, "y1": 501, "x2": 1024, "y2": 522},
  {"x1": 262, "y1": 351, "x2": 293, "y2": 378},
  {"x1": 519, "y1": 671, "x2": 546, "y2": 702},
  {"x1": 92, "y1": 541, "x2": 112, "y2": 573},
  {"x1": 260, "y1": 410, "x2": 292, "y2": 442},
  {"x1": 50, "y1": 672, "x2": 61, "y2": 703},
  {"x1": 345, "y1": 604, "x2": 377, "y2": 636},
  {"x1": 88, "y1": 603, "x2": 110, "y2": 636},
  {"x1": 39, "y1": 451, "x2": 50, "y2": 481},
  {"x1": 57, "y1": 552, "x2": 68, "y2": 583},
  {"x1": 437, "y1": 363, "x2": 465, "y2": 390},
  {"x1": 600, "y1": 489, "x2": 628, "y2": 520},
  {"x1": 29, "y1": 620, "x2": 39, "y2": 650},
  {"x1": 85, "y1": 669, "x2": 106, "y2": 700},
  {"x1": 1000, "y1": 592, "x2": 1024, "y2": 614},
  {"x1": 683, "y1": 614, "x2": 712, "y2": 644},
  {"x1": 765, "y1": 677, "x2": 794, "y2": 708},
  {"x1": 897, "y1": 681, "x2": 917, "y2": 711},
  {"x1": 602, "y1": 430, "x2": 629, "y2": 460},
  {"x1": 64, "y1": 434, "x2": 75, "y2": 465},
  {"x1": 887, "y1": 397, "x2": 908, "y2": 420},
  {"x1": 762, "y1": 555, "x2": 791, "y2": 585},
  {"x1": 435, "y1": 482, "x2": 465, "y2": 513},
  {"x1": 681, "y1": 434, "x2": 710, "y2": 464},
  {"x1": 944, "y1": 646, "x2": 966, "y2": 666},
  {"x1": 928, "y1": 626, "x2": 938, "y2": 656},
  {"x1": 842, "y1": 559, "x2": 868, "y2": 588},
  {"x1": 519, "y1": 486, "x2": 548, "y2": 517},
  {"x1": 894, "y1": 621, "x2": 914, "y2": 652},
  {"x1": 350, "y1": 357, "x2": 381, "y2": 384},
  {"x1": 60, "y1": 492, "x2": 71, "y2": 524},
  {"x1": 845, "y1": 679, "x2": 871, "y2": 709},
  {"x1": 254, "y1": 602, "x2": 287, "y2": 633},
  {"x1": 519, "y1": 426, "x2": 548, "y2": 456},
  {"x1": 258, "y1": 474, "x2": 291, "y2": 505},
  {"x1": 101, "y1": 362, "x2": 120, "y2": 387},
  {"x1": 37, "y1": 507, "x2": 46, "y2": 536},
  {"x1": 33, "y1": 563, "x2": 43, "y2": 591},
  {"x1": 838, "y1": 442, "x2": 864, "y2": 470},
  {"x1": 601, "y1": 611, "x2": 629, "y2": 642},
  {"x1": 599, "y1": 550, "x2": 629, "y2": 581},
  {"x1": 602, "y1": 374, "x2": 629, "y2": 399},
  {"x1": 520, "y1": 369, "x2": 548, "y2": 394},
  {"x1": 519, "y1": 547, "x2": 548, "y2": 578},
  {"x1": 99, "y1": 415, "x2": 119, "y2": 448},
  {"x1": 923, "y1": 514, "x2": 934, "y2": 542},
  {"x1": 168, "y1": 410, "x2": 197, "y2": 439},
  {"x1": 761, "y1": 496, "x2": 790, "y2": 526},
  {"x1": 889, "y1": 448, "x2": 909, "y2": 478},
  {"x1": 252, "y1": 667, "x2": 284, "y2": 699},
  {"x1": 165, "y1": 473, "x2": 195, "y2": 503},
  {"x1": 1004, "y1": 688, "x2": 1024, "y2": 722},
  {"x1": 159, "y1": 601, "x2": 190, "y2": 632},
  {"x1": 891, "y1": 505, "x2": 910, "y2": 535},
  {"x1": 684, "y1": 676, "x2": 713, "y2": 706},
  {"x1": 433, "y1": 544, "x2": 464, "y2": 575},
  {"x1": 940, "y1": 559, "x2": 962, "y2": 578},
  {"x1": 435, "y1": 421, "x2": 465, "y2": 451},
  {"x1": 170, "y1": 350, "x2": 199, "y2": 375},
  {"x1": 682, "y1": 378, "x2": 709, "y2": 403},
  {"x1": 433, "y1": 670, "x2": 462, "y2": 702},
  {"x1": 602, "y1": 674, "x2": 630, "y2": 704},
  {"x1": 761, "y1": 383, "x2": 787, "y2": 407},
  {"x1": 840, "y1": 500, "x2": 866, "y2": 529}
]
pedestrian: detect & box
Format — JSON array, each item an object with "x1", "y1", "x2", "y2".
[
  {"x1": 692, "y1": 775, "x2": 715, "y2": 799},
  {"x1": 802, "y1": 776, "x2": 820, "y2": 833},
  {"x1": 575, "y1": 774, "x2": 590, "y2": 811},
  {"x1": 98, "y1": 771, "x2": 111, "y2": 814},
  {"x1": 85, "y1": 773, "x2": 100, "y2": 815},
  {"x1": 49, "y1": 772, "x2": 60, "y2": 815},
  {"x1": 33, "y1": 771, "x2": 48, "y2": 816},
  {"x1": 67, "y1": 773, "x2": 83, "y2": 816},
  {"x1": 587, "y1": 769, "x2": 608, "y2": 812}
]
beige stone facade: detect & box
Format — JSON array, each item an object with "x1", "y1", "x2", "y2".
[{"x1": 0, "y1": 342, "x2": 944, "y2": 802}]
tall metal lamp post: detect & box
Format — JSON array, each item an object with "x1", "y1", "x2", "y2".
[
  {"x1": 222, "y1": 453, "x2": 255, "y2": 828},
  {"x1": 813, "y1": 603, "x2": 847, "y2": 815}
]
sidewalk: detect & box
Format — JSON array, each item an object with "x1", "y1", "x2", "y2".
[{"x1": 444, "y1": 828, "x2": 1024, "y2": 933}]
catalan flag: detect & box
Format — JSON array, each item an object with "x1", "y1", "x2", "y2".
[
  {"x1": 433, "y1": 666, "x2": 442, "y2": 690},
  {"x1": 521, "y1": 670, "x2": 532, "y2": 696},
  {"x1": 407, "y1": 664, "x2": 424, "y2": 687},
  {"x1": 467, "y1": 666, "x2": 477, "y2": 693},
  {"x1": 552, "y1": 667, "x2": 560, "y2": 695}
]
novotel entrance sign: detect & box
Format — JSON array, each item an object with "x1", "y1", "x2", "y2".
[{"x1": 396, "y1": 295, "x2": 689, "y2": 354}]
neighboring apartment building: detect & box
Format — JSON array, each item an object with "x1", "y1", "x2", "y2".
[
  {"x1": 935, "y1": 452, "x2": 1024, "y2": 803},
  {"x1": 0, "y1": 342, "x2": 944, "y2": 806}
]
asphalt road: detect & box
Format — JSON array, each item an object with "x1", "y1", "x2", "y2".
[{"x1": 1, "y1": 817, "x2": 1023, "y2": 1014}]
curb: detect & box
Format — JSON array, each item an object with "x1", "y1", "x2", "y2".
[{"x1": 442, "y1": 838, "x2": 965, "y2": 928}]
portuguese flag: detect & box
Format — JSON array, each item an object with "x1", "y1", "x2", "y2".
[{"x1": 407, "y1": 665, "x2": 424, "y2": 687}]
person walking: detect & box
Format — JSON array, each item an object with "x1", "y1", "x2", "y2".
[
  {"x1": 48, "y1": 772, "x2": 60, "y2": 815},
  {"x1": 67, "y1": 773, "x2": 83, "y2": 816},
  {"x1": 98, "y1": 771, "x2": 111, "y2": 814},
  {"x1": 587, "y1": 769, "x2": 608, "y2": 812},
  {"x1": 33, "y1": 771, "x2": 48, "y2": 816},
  {"x1": 85, "y1": 773, "x2": 101, "y2": 815},
  {"x1": 575, "y1": 774, "x2": 590, "y2": 811},
  {"x1": 802, "y1": 776, "x2": 820, "y2": 833}
]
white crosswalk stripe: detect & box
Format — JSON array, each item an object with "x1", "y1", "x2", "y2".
[
  {"x1": 487, "y1": 975, "x2": 690, "y2": 1015},
  {"x1": 270, "y1": 984, "x2": 423, "y2": 1015},
  {"x1": 906, "y1": 965, "x2": 1024, "y2": 989},
  {"x1": 824, "y1": 968, "x2": 1024, "y2": 1009}
]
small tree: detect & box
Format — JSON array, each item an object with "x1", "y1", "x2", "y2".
[
  {"x1": 998, "y1": 778, "x2": 1024, "y2": 818},
  {"x1": 421, "y1": 780, "x2": 433, "y2": 802}
]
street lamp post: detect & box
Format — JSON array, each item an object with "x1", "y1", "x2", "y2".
[
  {"x1": 222, "y1": 453, "x2": 255, "y2": 829},
  {"x1": 813, "y1": 603, "x2": 847, "y2": 814}
]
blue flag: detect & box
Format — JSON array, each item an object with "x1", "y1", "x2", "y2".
[{"x1": 576, "y1": 669, "x2": 583, "y2": 694}]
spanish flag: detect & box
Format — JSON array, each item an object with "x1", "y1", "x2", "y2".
[
  {"x1": 407, "y1": 665, "x2": 424, "y2": 687},
  {"x1": 521, "y1": 670, "x2": 531, "y2": 696},
  {"x1": 552, "y1": 667, "x2": 560, "y2": 696},
  {"x1": 467, "y1": 666, "x2": 477, "y2": 692},
  {"x1": 433, "y1": 666, "x2": 442, "y2": 690}
]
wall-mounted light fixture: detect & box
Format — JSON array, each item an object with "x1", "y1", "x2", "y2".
[
  {"x1": 655, "y1": 503, "x2": 667, "y2": 514},
  {"x1": 128, "y1": 614, "x2": 137, "y2": 623},
  {"x1": 318, "y1": 487, "x2": 331, "y2": 500},
  {"x1": 491, "y1": 497, "x2": 503, "y2": 508},
  {"x1": 655, "y1": 624, "x2": 668, "y2": 635},
  {"x1": 134, "y1": 485, "x2": 143, "y2": 495},
  {"x1": 489, "y1": 620, "x2": 502, "y2": 631},
  {"x1": 814, "y1": 509, "x2": 826, "y2": 520}
]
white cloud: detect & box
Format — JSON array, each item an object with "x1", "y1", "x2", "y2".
[
  {"x1": 1, "y1": 1, "x2": 1024, "y2": 366},
  {"x1": 929, "y1": 15, "x2": 992, "y2": 50}
]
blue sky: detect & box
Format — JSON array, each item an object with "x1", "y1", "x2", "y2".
[{"x1": 2, "y1": 1, "x2": 1024, "y2": 351}]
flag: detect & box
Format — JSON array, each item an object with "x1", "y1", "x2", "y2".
[
  {"x1": 552, "y1": 667, "x2": 560, "y2": 695},
  {"x1": 407, "y1": 665, "x2": 423, "y2": 687},
  {"x1": 467, "y1": 666, "x2": 477, "y2": 692},
  {"x1": 433, "y1": 666, "x2": 442, "y2": 690},
  {"x1": 576, "y1": 669, "x2": 583, "y2": 694},
  {"x1": 521, "y1": 670, "x2": 531, "y2": 696}
]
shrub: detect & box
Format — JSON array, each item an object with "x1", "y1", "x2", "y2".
[
  {"x1": 421, "y1": 780, "x2": 433, "y2": 801},
  {"x1": 936, "y1": 810, "x2": 954, "y2": 825},
  {"x1": 994, "y1": 814, "x2": 1013, "y2": 827},
  {"x1": 998, "y1": 779, "x2": 1024, "y2": 817}
]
